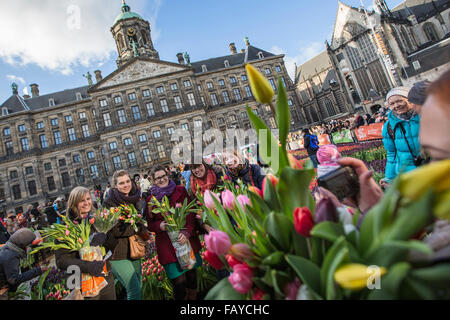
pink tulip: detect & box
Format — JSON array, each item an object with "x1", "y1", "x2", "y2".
[
  {"x1": 175, "y1": 203, "x2": 182, "y2": 208},
  {"x1": 78, "y1": 238, "x2": 83, "y2": 244},
  {"x1": 236, "y1": 195, "x2": 251, "y2": 208},
  {"x1": 130, "y1": 219, "x2": 134, "y2": 224},
  {"x1": 229, "y1": 243, "x2": 253, "y2": 262},
  {"x1": 221, "y1": 190, "x2": 235, "y2": 210},
  {"x1": 205, "y1": 230, "x2": 232, "y2": 256},
  {"x1": 228, "y1": 263, "x2": 254, "y2": 294},
  {"x1": 204, "y1": 190, "x2": 220, "y2": 210},
  {"x1": 65, "y1": 229, "x2": 70, "y2": 236},
  {"x1": 225, "y1": 254, "x2": 240, "y2": 268}
]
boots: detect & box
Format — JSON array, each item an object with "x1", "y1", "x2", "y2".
[{"x1": 185, "y1": 288, "x2": 197, "y2": 300}]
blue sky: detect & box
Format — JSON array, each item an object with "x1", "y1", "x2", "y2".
[{"x1": 0, "y1": 0, "x2": 403, "y2": 104}]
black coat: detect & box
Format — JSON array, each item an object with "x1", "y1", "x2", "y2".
[
  {"x1": 226, "y1": 161, "x2": 265, "y2": 190},
  {"x1": 0, "y1": 246, "x2": 42, "y2": 291},
  {"x1": 0, "y1": 224, "x2": 9, "y2": 244},
  {"x1": 45, "y1": 206, "x2": 58, "y2": 225},
  {"x1": 102, "y1": 190, "x2": 146, "y2": 261}
]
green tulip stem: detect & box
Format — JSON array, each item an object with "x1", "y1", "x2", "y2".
[{"x1": 306, "y1": 238, "x2": 312, "y2": 259}]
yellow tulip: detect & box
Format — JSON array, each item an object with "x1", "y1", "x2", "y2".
[
  {"x1": 245, "y1": 63, "x2": 274, "y2": 105},
  {"x1": 434, "y1": 190, "x2": 450, "y2": 220},
  {"x1": 334, "y1": 264, "x2": 387, "y2": 290},
  {"x1": 399, "y1": 159, "x2": 450, "y2": 200}
]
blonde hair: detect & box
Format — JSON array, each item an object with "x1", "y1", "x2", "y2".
[
  {"x1": 222, "y1": 148, "x2": 245, "y2": 165},
  {"x1": 67, "y1": 186, "x2": 90, "y2": 218}
]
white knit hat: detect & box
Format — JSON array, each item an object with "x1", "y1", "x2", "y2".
[{"x1": 386, "y1": 86, "x2": 411, "y2": 102}]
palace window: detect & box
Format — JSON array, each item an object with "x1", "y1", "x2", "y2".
[
  {"x1": 117, "y1": 109, "x2": 127, "y2": 123},
  {"x1": 40, "y1": 134, "x2": 48, "y2": 148},
  {"x1": 187, "y1": 93, "x2": 196, "y2": 106},
  {"x1": 132, "y1": 106, "x2": 141, "y2": 120}
]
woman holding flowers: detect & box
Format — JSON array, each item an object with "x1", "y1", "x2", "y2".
[
  {"x1": 55, "y1": 186, "x2": 116, "y2": 300},
  {"x1": 102, "y1": 170, "x2": 148, "y2": 300},
  {"x1": 190, "y1": 161, "x2": 225, "y2": 196},
  {"x1": 222, "y1": 149, "x2": 265, "y2": 190},
  {"x1": 146, "y1": 165, "x2": 202, "y2": 300}
]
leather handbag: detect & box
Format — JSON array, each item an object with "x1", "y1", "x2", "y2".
[{"x1": 129, "y1": 234, "x2": 146, "y2": 259}]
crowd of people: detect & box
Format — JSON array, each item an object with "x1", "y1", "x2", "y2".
[{"x1": 0, "y1": 69, "x2": 449, "y2": 301}]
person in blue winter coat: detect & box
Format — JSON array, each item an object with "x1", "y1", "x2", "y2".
[{"x1": 381, "y1": 86, "x2": 421, "y2": 188}]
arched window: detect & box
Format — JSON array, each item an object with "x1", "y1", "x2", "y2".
[
  {"x1": 400, "y1": 26, "x2": 413, "y2": 52},
  {"x1": 423, "y1": 22, "x2": 439, "y2": 42},
  {"x1": 258, "y1": 52, "x2": 264, "y2": 59},
  {"x1": 323, "y1": 98, "x2": 336, "y2": 117},
  {"x1": 118, "y1": 34, "x2": 126, "y2": 50}
]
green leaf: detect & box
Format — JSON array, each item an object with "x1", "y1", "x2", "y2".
[
  {"x1": 285, "y1": 254, "x2": 322, "y2": 299},
  {"x1": 246, "y1": 105, "x2": 289, "y2": 175},
  {"x1": 277, "y1": 167, "x2": 315, "y2": 218},
  {"x1": 358, "y1": 177, "x2": 401, "y2": 256},
  {"x1": 204, "y1": 277, "x2": 246, "y2": 300},
  {"x1": 401, "y1": 276, "x2": 435, "y2": 300},
  {"x1": 381, "y1": 189, "x2": 434, "y2": 243},
  {"x1": 311, "y1": 222, "x2": 346, "y2": 243},
  {"x1": 320, "y1": 236, "x2": 349, "y2": 299},
  {"x1": 262, "y1": 251, "x2": 286, "y2": 268},
  {"x1": 368, "y1": 262, "x2": 410, "y2": 300},
  {"x1": 291, "y1": 229, "x2": 310, "y2": 258},
  {"x1": 276, "y1": 76, "x2": 290, "y2": 151},
  {"x1": 263, "y1": 173, "x2": 281, "y2": 212},
  {"x1": 410, "y1": 263, "x2": 450, "y2": 285},
  {"x1": 264, "y1": 212, "x2": 292, "y2": 251},
  {"x1": 271, "y1": 269, "x2": 290, "y2": 298}
]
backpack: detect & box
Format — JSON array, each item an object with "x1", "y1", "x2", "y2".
[{"x1": 309, "y1": 135, "x2": 319, "y2": 150}]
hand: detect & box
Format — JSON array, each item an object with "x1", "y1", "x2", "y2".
[
  {"x1": 40, "y1": 266, "x2": 49, "y2": 273},
  {"x1": 160, "y1": 221, "x2": 167, "y2": 231},
  {"x1": 337, "y1": 157, "x2": 384, "y2": 213},
  {"x1": 178, "y1": 232, "x2": 188, "y2": 245},
  {"x1": 88, "y1": 261, "x2": 105, "y2": 277},
  {"x1": 90, "y1": 233, "x2": 107, "y2": 247}
]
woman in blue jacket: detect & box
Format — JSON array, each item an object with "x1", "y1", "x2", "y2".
[{"x1": 381, "y1": 86, "x2": 421, "y2": 187}]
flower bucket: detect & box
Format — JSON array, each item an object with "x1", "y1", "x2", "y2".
[
  {"x1": 79, "y1": 246, "x2": 107, "y2": 298},
  {"x1": 168, "y1": 230, "x2": 196, "y2": 270}
]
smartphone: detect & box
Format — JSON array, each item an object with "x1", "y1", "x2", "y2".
[{"x1": 317, "y1": 166, "x2": 360, "y2": 201}]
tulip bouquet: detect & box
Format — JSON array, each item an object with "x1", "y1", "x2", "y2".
[
  {"x1": 148, "y1": 196, "x2": 199, "y2": 270},
  {"x1": 118, "y1": 204, "x2": 147, "y2": 232},
  {"x1": 201, "y1": 63, "x2": 450, "y2": 300},
  {"x1": 30, "y1": 213, "x2": 93, "y2": 253},
  {"x1": 92, "y1": 206, "x2": 121, "y2": 234}
]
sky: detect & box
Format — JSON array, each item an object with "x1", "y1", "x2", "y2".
[{"x1": 0, "y1": 0, "x2": 403, "y2": 104}]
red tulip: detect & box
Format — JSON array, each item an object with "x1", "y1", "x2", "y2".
[
  {"x1": 262, "y1": 174, "x2": 279, "y2": 194},
  {"x1": 293, "y1": 207, "x2": 314, "y2": 237},
  {"x1": 89, "y1": 218, "x2": 95, "y2": 225},
  {"x1": 225, "y1": 254, "x2": 240, "y2": 268},
  {"x1": 252, "y1": 288, "x2": 265, "y2": 300},
  {"x1": 203, "y1": 250, "x2": 224, "y2": 270},
  {"x1": 248, "y1": 186, "x2": 263, "y2": 198}
]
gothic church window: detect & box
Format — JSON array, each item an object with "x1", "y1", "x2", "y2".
[{"x1": 423, "y1": 22, "x2": 439, "y2": 42}]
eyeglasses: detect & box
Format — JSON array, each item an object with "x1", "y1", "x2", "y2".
[{"x1": 154, "y1": 174, "x2": 167, "y2": 181}]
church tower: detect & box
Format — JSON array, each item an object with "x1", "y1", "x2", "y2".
[
  {"x1": 374, "y1": 0, "x2": 391, "y2": 16},
  {"x1": 111, "y1": 0, "x2": 159, "y2": 68}
]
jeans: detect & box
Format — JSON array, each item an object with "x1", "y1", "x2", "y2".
[
  {"x1": 310, "y1": 154, "x2": 319, "y2": 168},
  {"x1": 110, "y1": 259, "x2": 142, "y2": 300}
]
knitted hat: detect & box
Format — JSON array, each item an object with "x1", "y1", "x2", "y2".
[
  {"x1": 386, "y1": 86, "x2": 411, "y2": 102},
  {"x1": 9, "y1": 228, "x2": 36, "y2": 249},
  {"x1": 408, "y1": 80, "x2": 431, "y2": 105}
]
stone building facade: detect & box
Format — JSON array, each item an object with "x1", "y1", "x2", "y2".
[
  {"x1": 0, "y1": 1, "x2": 303, "y2": 214},
  {"x1": 295, "y1": 0, "x2": 450, "y2": 117}
]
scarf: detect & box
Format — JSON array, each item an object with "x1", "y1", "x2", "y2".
[
  {"x1": 4, "y1": 241, "x2": 26, "y2": 258},
  {"x1": 190, "y1": 167, "x2": 217, "y2": 195},
  {"x1": 107, "y1": 185, "x2": 141, "y2": 207},
  {"x1": 228, "y1": 159, "x2": 249, "y2": 180},
  {"x1": 395, "y1": 109, "x2": 416, "y2": 121},
  {"x1": 150, "y1": 180, "x2": 177, "y2": 202}
]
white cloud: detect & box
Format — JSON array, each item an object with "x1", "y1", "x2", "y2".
[
  {"x1": 271, "y1": 42, "x2": 324, "y2": 81},
  {"x1": 6, "y1": 75, "x2": 26, "y2": 85},
  {"x1": 0, "y1": 0, "x2": 161, "y2": 75}
]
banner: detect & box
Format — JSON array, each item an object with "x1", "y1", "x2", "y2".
[
  {"x1": 354, "y1": 123, "x2": 384, "y2": 141},
  {"x1": 331, "y1": 129, "x2": 354, "y2": 144},
  {"x1": 289, "y1": 141, "x2": 303, "y2": 150},
  {"x1": 318, "y1": 134, "x2": 331, "y2": 146}
]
